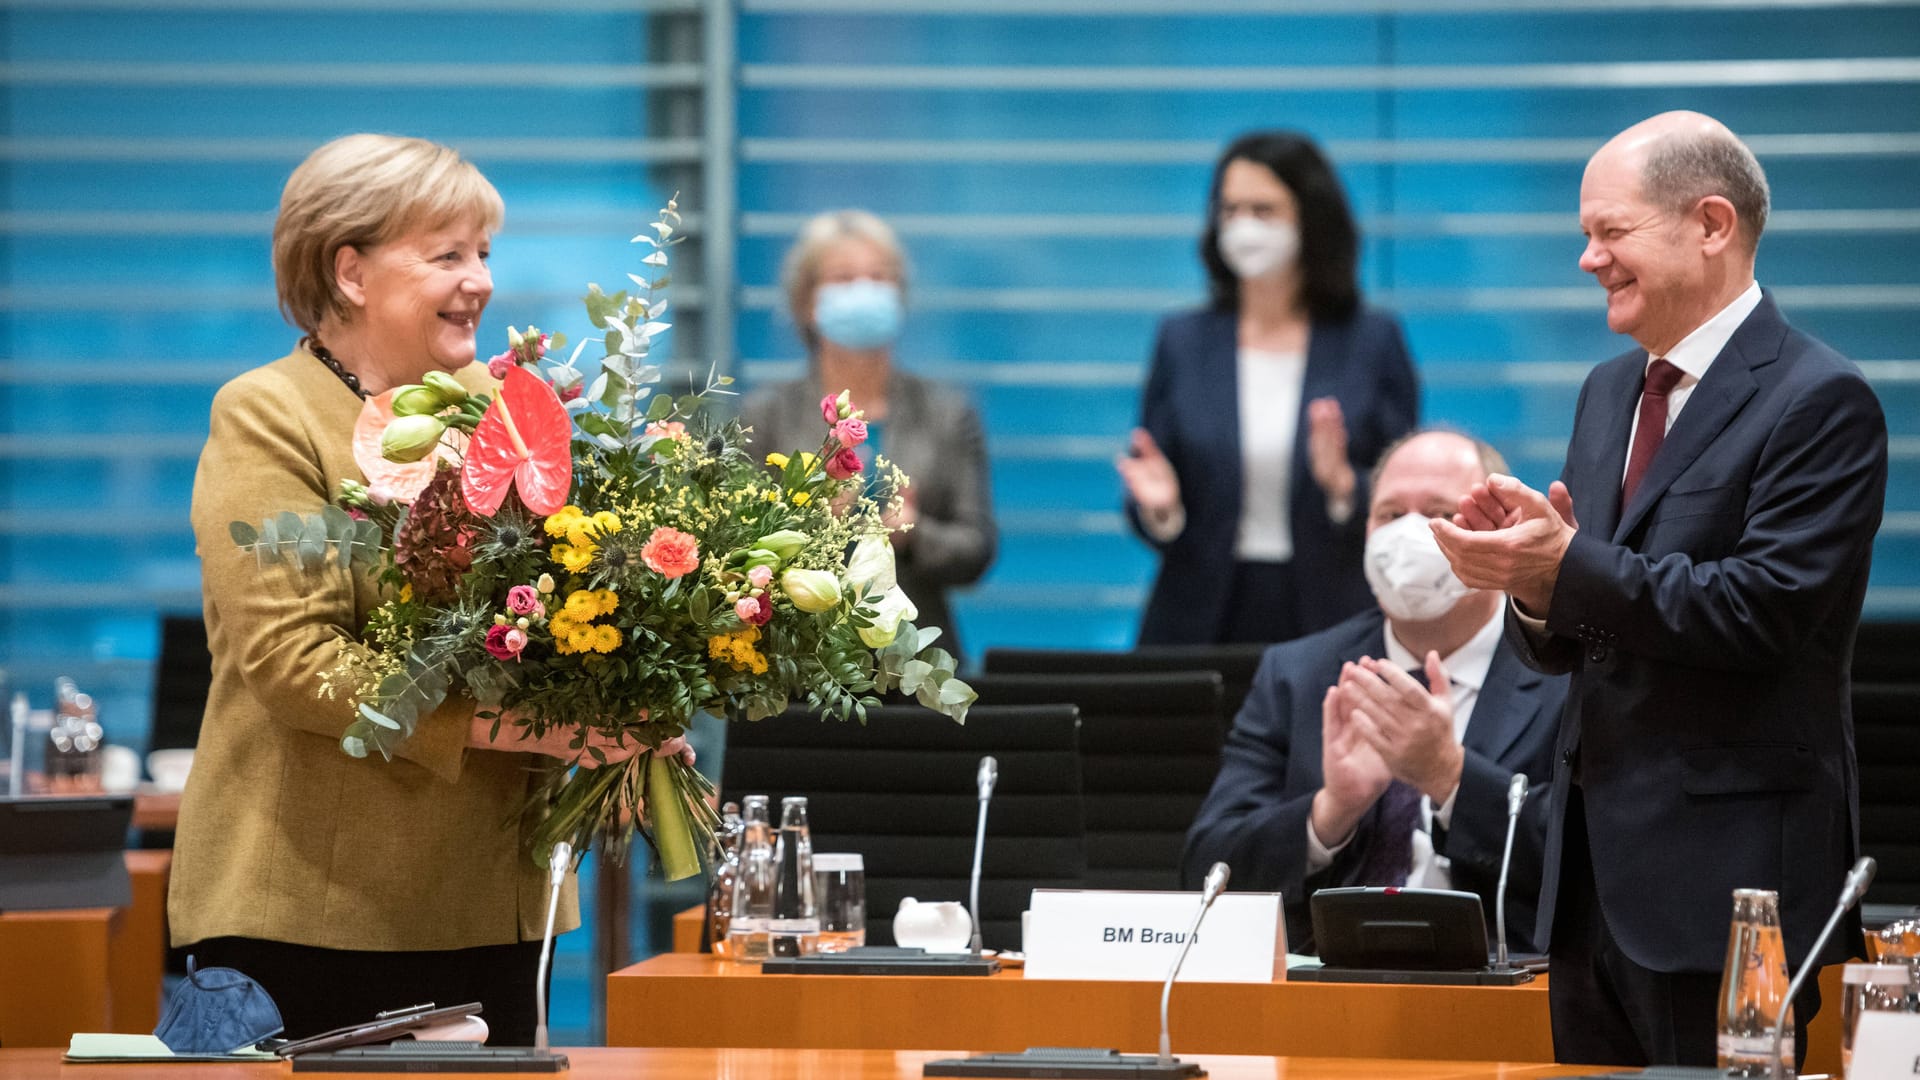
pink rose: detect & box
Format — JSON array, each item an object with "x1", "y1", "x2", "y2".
[
  {"x1": 825, "y1": 447, "x2": 863, "y2": 481},
  {"x1": 645, "y1": 420, "x2": 688, "y2": 440},
  {"x1": 641, "y1": 526, "x2": 701, "y2": 579},
  {"x1": 487, "y1": 351, "x2": 516, "y2": 380},
  {"x1": 833, "y1": 417, "x2": 868, "y2": 449},
  {"x1": 484, "y1": 624, "x2": 526, "y2": 661},
  {"x1": 747, "y1": 565, "x2": 773, "y2": 588},
  {"x1": 820, "y1": 394, "x2": 840, "y2": 424},
  {"x1": 506, "y1": 584, "x2": 543, "y2": 616},
  {"x1": 734, "y1": 597, "x2": 760, "y2": 623}
]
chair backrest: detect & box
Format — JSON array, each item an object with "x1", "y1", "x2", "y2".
[
  {"x1": 965, "y1": 672, "x2": 1223, "y2": 891},
  {"x1": 1853, "y1": 621, "x2": 1920, "y2": 684},
  {"x1": 720, "y1": 703, "x2": 1086, "y2": 951},
  {"x1": 1853, "y1": 682, "x2": 1920, "y2": 906},
  {"x1": 982, "y1": 643, "x2": 1269, "y2": 728},
  {"x1": 150, "y1": 614, "x2": 213, "y2": 754}
]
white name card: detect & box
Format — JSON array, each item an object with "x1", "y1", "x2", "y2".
[
  {"x1": 1850, "y1": 1011, "x2": 1920, "y2": 1080},
  {"x1": 1023, "y1": 888, "x2": 1285, "y2": 983}
]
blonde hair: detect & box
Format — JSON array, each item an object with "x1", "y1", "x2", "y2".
[
  {"x1": 779, "y1": 209, "x2": 909, "y2": 347},
  {"x1": 273, "y1": 134, "x2": 504, "y2": 334}
]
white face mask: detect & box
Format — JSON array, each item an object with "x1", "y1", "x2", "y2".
[
  {"x1": 1216, "y1": 216, "x2": 1300, "y2": 280},
  {"x1": 1364, "y1": 512, "x2": 1472, "y2": 624}
]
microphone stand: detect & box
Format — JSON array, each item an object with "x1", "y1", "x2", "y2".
[
  {"x1": 1159, "y1": 863, "x2": 1230, "y2": 1066},
  {"x1": 534, "y1": 841, "x2": 573, "y2": 1054},
  {"x1": 1492, "y1": 774, "x2": 1529, "y2": 973},
  {"x1": 1769, "y1": 856, "x2": 1876, "y2": 1080},
  {"x1": 970, "y1": 756, "x2": 996, "y2": 957}
]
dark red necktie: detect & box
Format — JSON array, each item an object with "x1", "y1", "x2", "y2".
[{"x1": 1621, "y1": 358, "x2": 1686, "y2": 509}]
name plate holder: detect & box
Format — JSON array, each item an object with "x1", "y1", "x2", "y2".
[
  {"x1": 1851, "y1": 1011, "x2": 1920, "y2": 1080},
  {"x1": 1024, "y1": 889, "x2": 1284, "y2": 983}
]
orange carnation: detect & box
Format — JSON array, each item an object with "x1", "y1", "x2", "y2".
[{"x1": 641, "y1": 526, "x2": 701, "y2": 579}]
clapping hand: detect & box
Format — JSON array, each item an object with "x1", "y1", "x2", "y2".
[
  {"x1": 1310, "y1": 684, "x2": 1393, "y2": 848},
  {"x1": 1338, "y1": 653, "x2": 1464, "y2": 804},
  {"x1": 1305, "y1": 397, "x2": 1357, "y2": 503},
  {"x1": 1429, "y1": 474, "x2": 1579, "y2": 616},
  {"x1": 1114, "y1": 428, "x2": 1182, "y2": 516}
]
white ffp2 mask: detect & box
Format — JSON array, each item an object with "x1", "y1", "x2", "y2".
[
  {"x1": 1364, "y1": 512, "x2": 1471, "y2": 623},
  {"x1": 1217, "y1": 217, "x2": 1300, "y2": 280}
]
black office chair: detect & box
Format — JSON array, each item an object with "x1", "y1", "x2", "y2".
[
  {"x1": 965, "y1": 672, "x2": 1223, "y2": 891},
  {"x1": 720, "y1": 703, "x2": 1086, "y2": 951},
  {"x1": 982, "y1": 643, "x2": 1269, "y2": 729},
  {"x1": 1853, "y1": 682, "x2": 1920, "y2": 907},
  {"x1": 150, "y1": 614, "x2": 213, "y2": 754},
  {"x1": 1852, "y1": 621, "x2": 1920, "y2": 684}
]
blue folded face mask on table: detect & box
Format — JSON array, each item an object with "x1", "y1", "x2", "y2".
[{"x1": 154, "y1": 956, "x2": 285, "y2": 1054}]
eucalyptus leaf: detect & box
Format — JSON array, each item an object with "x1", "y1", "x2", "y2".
[
  {"x1": 297, "y1": 514, "x2": 328, "y2": 570},
  {"x1": 646, "y1": 394, "x2": 674, "y2": 421},
  {"x1": 359, "y1": 704, "x2": 401, "y2": 730},
  {"x1": 899, "y1": 658, "x2": 933, "y2": 696},
  {"x1": 229, "y1": 521, "x2": 258, "y2": 546}
]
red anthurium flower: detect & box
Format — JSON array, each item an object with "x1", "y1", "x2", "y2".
[{"x1": 462, "y1": 365, "x2": 573, "y2": 517}]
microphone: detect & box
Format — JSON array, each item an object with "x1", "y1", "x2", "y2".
[
  {"x1": 1492, "y1": 773, "x2": 1529, "y2": 973},
  {"x1": 968, "y1": 756, "x2": 997, "y2": 956},
  {"x1": 1768, "y1": 856, "x2": 1876, "y2": 1080},
  {"x1": 1157, "y1": 862, "x2": 1229, "y2": 1066},
  {"x1": 534, "y1": 841, "x2": 573, "y2": 1053}
]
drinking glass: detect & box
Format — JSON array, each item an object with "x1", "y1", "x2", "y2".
[{"x1": 813, "y1": 853, "x2": 866, "y2": 953}]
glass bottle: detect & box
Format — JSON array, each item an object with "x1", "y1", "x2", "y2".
[
  {"x1": 1717, "y1": 888, "x2": 1793, "y2": 1077},
  {"x1": 727, "y1": 795, "x2": 775, "y2": 963},
  {"x1": 769, "y1": 796, "x2": 820, "y2": 957},
  {"x1": 706, "y1": 802, "x2": 743, "y2": 958}
]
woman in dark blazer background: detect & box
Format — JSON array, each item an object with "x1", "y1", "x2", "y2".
[
  {"x1": 740, "y1": 210, "x2": 997, "y2": 662},
  {"x1": 1118, "y1": 131, "x2": 1420, "y2": 646}
]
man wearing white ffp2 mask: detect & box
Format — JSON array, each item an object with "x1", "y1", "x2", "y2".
[
  {"x1": 1364, "y1": 511, "x2": 1471, "y2": 623},
  {"x1": 1184, "y1": 429, "x2": 1567, "y2": 954}
]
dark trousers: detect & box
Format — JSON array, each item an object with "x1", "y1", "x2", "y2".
[
  {"x1": 1548, "y1": 787, "x2": 1818, "y2": 1069},
  {"x1": 189, "y1": 936, "x2": 546, "y2": 1046},
  {"x1": 1219, "y1": 560, "x2": 1303, "y2": 645}
]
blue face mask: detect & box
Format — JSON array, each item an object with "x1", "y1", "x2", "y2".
[
  {"x1": 813, "y1": 280, "x2": 904, "y2": 351},
  {"x1": 154, "y1": 957, "x2": 285, "y2": 1054}
]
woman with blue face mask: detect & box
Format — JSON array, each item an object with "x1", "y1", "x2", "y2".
[
  {"x1": 738, "y1": 210, "x2": 997, "y2": 663},
  {"x1": 1116, "y1": 131, "x2": 1422, "y2": 646}
]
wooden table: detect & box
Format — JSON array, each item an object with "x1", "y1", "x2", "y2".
[
  {"x1": 0, "y1": 850, "x2": 171, "y2": 1047},
  {"x1": 608, "y1": 953, "x2": 1556, "y2": 1061},
  {"x1": 0, "y1": 1046, "x2": 1605, "y2": 1079}
]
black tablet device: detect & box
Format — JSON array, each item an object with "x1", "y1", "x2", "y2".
[
  {"x1": 0, "y1": 794, "x2": 134, "y2": 911},
  {"x1": 1308, "y1": 886, "x2": 1489, "y2": 971}
]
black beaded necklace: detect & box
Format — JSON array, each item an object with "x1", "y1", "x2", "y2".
[{"x1": 304, "y1": 337, "x2": 370, "y2": 400}]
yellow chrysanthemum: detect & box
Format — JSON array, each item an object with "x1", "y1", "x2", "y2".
[
  {"x1": 765, "y1": 452, "x2": 790, "y2": 469},
  {"x1": 591, "y1": 511, "x2": 621, "y2": 535},
  {"x1": 591, "y1": 624, "x2": 622, "y2": 653},
  {"x1": 566, "y1": 626, "x2": 597, "y2": 653},
  {"x1": 543, "y1": 506, "x2": 585, "y2": 539},
  {"x1": 563, "y1": 590, "x2": 599, "y2": 619},
  {"x1": 708, "y1": 635, "x2": 728, "y2": 659},
  {"x1": 553, "y1": 543, "x2": 596, "y2": 574},
  {"x1": 748, "y1": 654, "x2": 768, "y2": 674},
  {"x1": 595, "y1": 590, "x2": 620, "y2": 617},
  {"x1": 792, "y1": 492, "x2": 812, "y2": 506}
]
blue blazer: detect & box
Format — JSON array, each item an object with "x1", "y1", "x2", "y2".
[
  {"x1": 1184, "y1": 607, "x2": 1567, "y2": 953},
  {"x1": 1130, "y1": 306, "x2": 1419, "y2": 645},
  {"x1": 1517, "y1": 292, "x2": 1887, "y2": 974}
]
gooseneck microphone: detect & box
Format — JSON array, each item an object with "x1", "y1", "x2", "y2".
[
  {"x1": 969, "y1": 756, "x2": 998, "y2": 956},
  {"x1": 1769, "y1": 856, "x2": 1876, "y2": 1080},
  {"x1": 1492, "y1": 773, "x2": 1530, "y2": 973},
  {"x1": 1158, "y1": 862, "x2": 1230, "y2": 1066},
  {"x1": 534, "y1": 841, "x2": 573, "y2": 1053}
]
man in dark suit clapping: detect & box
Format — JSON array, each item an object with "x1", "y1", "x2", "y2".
[
  {"x1": 1432, "y1": 111, "x2": 1888, "y2": 1067},
  {"x1": 1184, "y1": 429, "x2": 1567, "y2": 954}
]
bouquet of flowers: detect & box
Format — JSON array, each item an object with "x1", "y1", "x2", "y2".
[{"x1": 229, "y1": 197, "x2": 975, "y2": 880}]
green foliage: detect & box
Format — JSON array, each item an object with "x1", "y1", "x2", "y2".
[{"x1": 230, "y1": 505, "x2": 384, "y2": 573}]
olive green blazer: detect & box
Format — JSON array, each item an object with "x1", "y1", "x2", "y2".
[{"x1": 170, "y1": 347, "x2": 578, "y2": 951}]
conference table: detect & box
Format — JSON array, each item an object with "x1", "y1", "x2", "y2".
[
  {"x1": 0, "y1": 1047, "x2": 1604, "y2": 1079},
  {"x1": 0, "y1": 850, "x2": 170, "y2": 1048},
  {"x1": 608, "y1": 953, "x2": 1555, "y2": 1061}
]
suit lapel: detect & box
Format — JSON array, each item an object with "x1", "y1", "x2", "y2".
[
  {"x1": 1583, "y1": 359, "x2": 1641, "y2": 541},
  {"x1": 1462, "y1": 639, "x2": 1544, "y2": 764},
  {"x1": 1199, "y1": 310, "x2": 1244, "y2": 513},
  {"x1": 1611, "y1": 296, "x2": 1779, "y2": 543}
]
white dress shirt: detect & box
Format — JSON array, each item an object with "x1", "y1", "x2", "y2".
[{"x1": 1305, "y1": 606, "x2": 1506, "y2": 889}]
